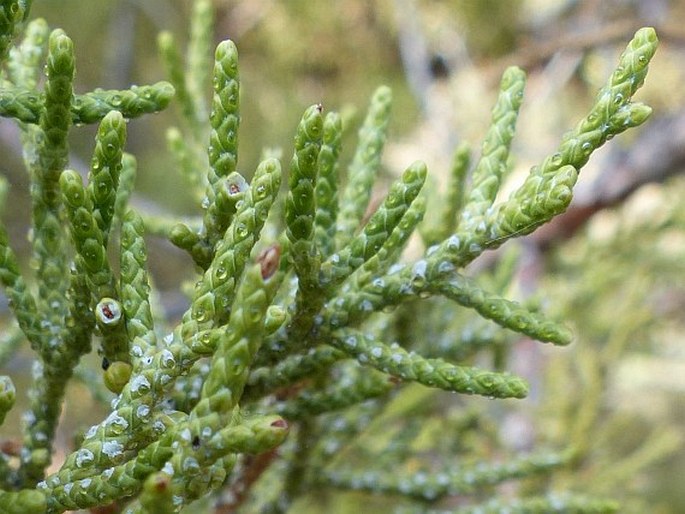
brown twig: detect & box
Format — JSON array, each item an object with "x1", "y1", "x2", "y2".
[
  {"x1": 214, "y1": 449, "x2": 281, "y2": 514},
  {"x1": 483, "y1": 19, "x2": 685, "y2": 84}
]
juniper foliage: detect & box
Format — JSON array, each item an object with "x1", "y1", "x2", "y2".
[{"x1": 0, "y1": 1, "x2": 659, "y2": 512}]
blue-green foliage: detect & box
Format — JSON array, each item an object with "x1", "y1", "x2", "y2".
[{"x1": 0, "y1": 1, "x2": 659, "y2": 512}]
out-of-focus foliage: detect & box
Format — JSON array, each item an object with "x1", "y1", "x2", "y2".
[{"x1": 538, "y1": 178, "x2": 685, "y2": 513}]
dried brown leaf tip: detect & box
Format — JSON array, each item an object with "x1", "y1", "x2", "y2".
[{"x1": 257, "y1": 244, "x2": 280, "y2": 279}]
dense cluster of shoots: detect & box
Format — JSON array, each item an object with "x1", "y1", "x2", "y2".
[{"x1": 0, "y1": 1, "x2": 658, "y2": 512}]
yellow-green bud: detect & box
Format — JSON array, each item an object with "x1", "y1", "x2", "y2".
[{"x1": 103, "y1": 361, "x2": 132, "y2": 393}]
